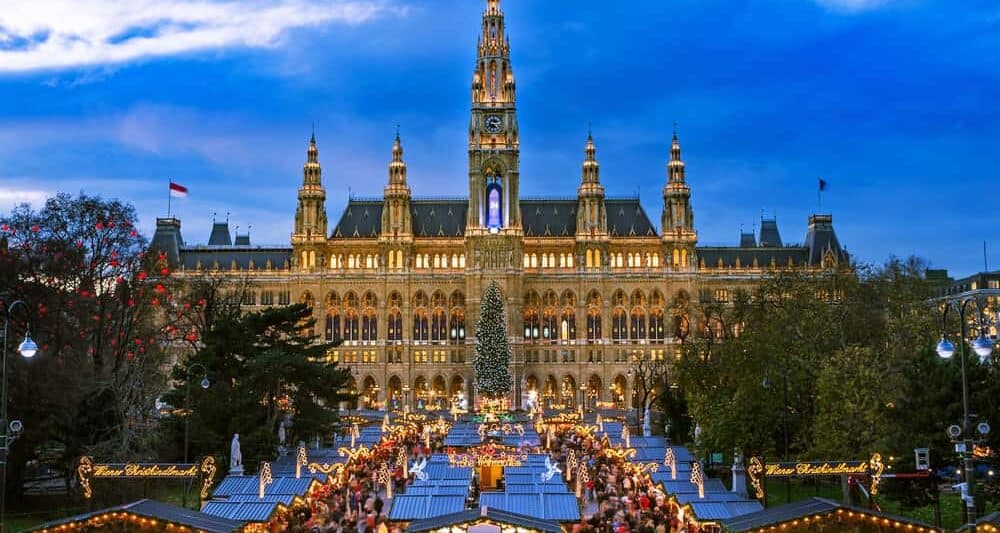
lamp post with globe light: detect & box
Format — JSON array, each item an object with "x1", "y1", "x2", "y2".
[
  {"x1": 1, "y1": 299, "x2": 40, "y2": 533},
  {"x1": 935, "y1": 294, "x2": 996, "y2": 533},
  {"x1": 182, "y1": 362, "x2": 210, "y2": 508}
]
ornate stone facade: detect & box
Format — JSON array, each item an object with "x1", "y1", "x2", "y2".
[{"x1": 152, "y1": 0, "x2": 848, "y2": 413}]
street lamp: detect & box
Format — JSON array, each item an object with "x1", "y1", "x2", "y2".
[
  {"x1": 2, "y1": 299, "x2": 40, "y2": 533},
  {"x1": 936, "y1": 295, "x2": 994, "y2": 532},
  {"x1": 402, "y1": 385, "x2": 411, "y2": 412},
  {"x1": 184, "y1": 363, "x2": 210, "y2": 465}
]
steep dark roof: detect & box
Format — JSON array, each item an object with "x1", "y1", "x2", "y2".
[
  {"x1": 804, "y1": 214, "x2": 848, "y2": 266},
  {"x1": 151, "y1": 218, "x2": 184, "y2": 267},
  {"x1": 331, "y1": 196, "x2": 658, "y2": 239},
  {"x1": 739, "y1": 232, "x2": 757, "y2": 248},
  {"x1": 208, "y1": 222, "x2": 233, "y2": 246},
  {"x1": 412, "y1": 200, "x2": 467, "y2": 238},
  {"x1": 606, "y1": 198, "x2": 657, "y2": 237},
  {"x1": 234, "y1": 233, "x2": 251, "y2": 246},
  {"x1": 180, "y1": 247, "x2": 291, "y2": 271},
  {"x1": 759, "y1": 219, "x2": 783, "y2": 247},
  {"x1": 697, "y1": 247, "x2": 810, "y2": 269},
  {"x1": 29, "y1": 499, "x2": 245, "y2": 533},
  {"x1": 522, "y1": 199, "x2": 576, "y2": 237}
]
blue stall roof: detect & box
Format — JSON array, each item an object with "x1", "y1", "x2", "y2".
[
  {"x1": 388, "y1": 495, "x2": 467, "y2": 521},
  {"x1": 503, "y1": 483, "x2": 571, "y2": 494},
  {"x1": 478, "y1": 493, "x2": 581, "y2": 522},
  {"x1": 212, "y1": 475, "x2": 317, "y2": 498},
  {"x1": 201, "y1": 500, "x2": 283, "y2": 522},
  {"x1": 29, "y1": 500, "x2": 245, "y2": 533},
  {"x1": 404, "y1": 485, "x2": 471, "y2": 496}
]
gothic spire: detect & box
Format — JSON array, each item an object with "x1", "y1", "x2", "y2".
[
  {"x1": 668, "y1": 128, "x2": 685, "y2": 184},
  {"x1": 304, "y1": 133, "x2": 320, "y2": 183},
  {"x1": 388, "y1": 129, "x2": 407, "y2": 185},
  {"x1": 582, "y1": 129, "x2": 600, "y2": 184}
]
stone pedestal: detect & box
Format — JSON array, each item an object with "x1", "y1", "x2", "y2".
[
  {"x1": 230, "y1": 466, "x2": 244, "y2": 476},
  {"x1": 731, "y1": 464, "x2": 748, "y2": 498}
]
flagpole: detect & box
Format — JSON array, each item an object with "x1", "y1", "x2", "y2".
[
  {"x1": 817, "y1": 177, "x2": 821, "y2": 212},
  {"x1": 168, "y1": 180, "x2": 172, "y2": 218}
]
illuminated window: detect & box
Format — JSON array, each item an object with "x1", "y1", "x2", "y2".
[
  {"x1": 326, "y1": 350, "x2": 340, "y2": 363},
  {"x1": 714, "y1": 289, "x2": 729, "y2": 302},
  {"x1": 278, "y1": 291, "x2": 291, "y2": 305},
  {"x1": 486, "y1": 179, "x2": 503, "y2": 230},
  {"x1": 261, "y1": 291, "x2": 274, "y2": 306},
  {"x1": 414, "y1": 350, "x2": 429, "y2": 363},
  {"x1": 362, "y1": 351, "x2": 377, "y2": 363}
]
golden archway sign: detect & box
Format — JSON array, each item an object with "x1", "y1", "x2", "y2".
[{"x1": 77, "y1": 456, "x2": 217, "y2": 500}]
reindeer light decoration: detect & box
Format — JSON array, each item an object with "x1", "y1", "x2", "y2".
[{"x1": 540, "y1": 456, "x2": 562, "y2": 482}]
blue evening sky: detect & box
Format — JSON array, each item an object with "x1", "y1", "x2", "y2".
[{"x1": 0, "y1": 0, "x2": 997, "y2": 276}]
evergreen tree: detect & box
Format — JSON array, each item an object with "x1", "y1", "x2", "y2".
[{"x1": 474, "y1": 281, "x2": 513, "y2": 398}]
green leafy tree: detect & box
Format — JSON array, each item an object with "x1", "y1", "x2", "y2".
[
  {"x1": 160, "y1": 303, "x2": 349, "y2": 468},
  {"x1": 812, "y1": 345, "x2": 895, "y2": 457},
  {"x1": 474, "y1": 281, "x2": 512, "y2": 400}
]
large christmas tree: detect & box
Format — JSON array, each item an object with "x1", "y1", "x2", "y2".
[{"x1": 474, "y1": 280, "x2": 513, "y2": 399}]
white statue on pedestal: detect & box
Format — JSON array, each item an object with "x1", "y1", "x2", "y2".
[
  {"x1": 230, "y1": 434, "x2": 244, "y2": 475},
  {"x1": 643, "y1": 407, "x2": 652, "y2": 437},
  {"x1": 278, "y1": 422, "x2": 286, "y2": 447}
]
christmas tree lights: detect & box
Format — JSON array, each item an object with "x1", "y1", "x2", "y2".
[{"x1": 474, "y1": 281, "x2": 513, "y2": 401}]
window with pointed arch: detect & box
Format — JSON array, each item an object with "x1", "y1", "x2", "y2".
[
  {"x1": 431, "y1": 309, "x2": 448, "y2": 343},
  {"x1": 413, "y1": 310, "x2": 429, "y2": 343},
  {"x1": 362, "y1": 309, "x2": 377, "y2": 342},
  {"x1": 325, "y1": 310, "x2": 341, "y2": 343},
  {"x1": 486, "y1": 174, "x2": 503, "y2": 231},
  {"x1": 541, "y1": 309, "x2": 558, "y2": 343},
  {"x1": 611, "y1": 308, "x2": 627, "y2": 343},
  {"x1": 449, "y1": 311, "x2": 466, "y2": 344},
  {"x1": 630, "y1": 309, "x2": 646, "y2": 341},
  {"x1": 649, "y1": 309, "x2": 665, "y2": 343},
  {"x1": 344, "y1": 309, "x2": 359, "y2": 342},
  {"x1": 387, "y1": 309, "x2": 402, "y2": 342},
  {"x1": 560, "y1": 309, "x2": 576, "y2": 343}
]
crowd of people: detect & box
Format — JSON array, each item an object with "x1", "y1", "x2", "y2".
[{"x1": 265, "y1": 415, "x2": 701, "y2": 533}]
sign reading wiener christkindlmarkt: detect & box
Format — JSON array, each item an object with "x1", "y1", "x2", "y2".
[
  {"x1": 77, "y1": 455, "x2": 217, "y2": 500},
  {"x1": 763, "y1": 460, "x2": 870, "y2": 477}
]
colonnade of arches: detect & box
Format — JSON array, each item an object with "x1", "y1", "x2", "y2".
[{"x1": 344, "y1": 372, "x2": 648, "y2": 411}]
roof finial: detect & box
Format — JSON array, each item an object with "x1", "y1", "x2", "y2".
[
  {"x1": 226, "y1": 212, "x2": 230, "y2": 224},
  {"x1": 672, "y1": 121, "x2": 678, "y2": 140},
  {"x1": 396, "y1": 123, "x2": 400, "y2": 140},
  {"x1": 588, "y1": 121, "x2": 592, "y2": 140},
  {"x1": 212, "y1": 212, "x2": 216, "y2": 223},
  {"x1": 310, "y1": 122, "x2": 315, "y2": 143}
]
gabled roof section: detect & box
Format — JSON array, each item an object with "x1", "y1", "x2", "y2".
[
  {"x1": 606, "y1": 198, "x2": 657, "y2": 237},
  {"x1": 759, "y1": 218, "x2": 783, "y2": 247},
  {"x1": 805, "y1": 214, "x2": 849, "y2": 266},
  {"x1": 208, "y1": 222, "x2": 232, "y2": 246},
  {"x1": 412, "y1": 199, "x2": 468, "y2": 238},
  {"x1": 332, "y1": 199, "x2": 383, "y2": 239},
  {"x1": 521, "y1": 199, "x2": 576, "y2": 237}
]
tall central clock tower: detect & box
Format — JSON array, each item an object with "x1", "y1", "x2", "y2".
[{"x1": 467, "y1": 0, "x2": 520, "y2": 234}]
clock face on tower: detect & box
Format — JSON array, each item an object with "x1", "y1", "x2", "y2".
[{"x1": 485, "y1": 115, "x2": 503, "y2": 134}]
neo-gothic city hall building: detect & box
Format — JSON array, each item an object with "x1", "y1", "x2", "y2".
[{"x1": 152, "y1": 0, "x2": 848, "y2": 412}]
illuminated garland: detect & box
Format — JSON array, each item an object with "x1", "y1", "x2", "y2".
[
  {"x1": 869, "y1": 452, "x2": 885, "y2": 495},
  {"x1": 338, "y1": 445, "x2": 372, "y2": 464},
  {"x1": 259, "y1": 462, "x2": 273, "y2": 499},
  {"x1": 750, "y1": 508, "x2": 941, "y2": 532},
  {"x1": 690, "y1": 461, "x2": 705, "y2": 499},
  {"x1": 295, "y1": 446, "x2": 308, "y2": 479},
  {"x1": 664, "y1": 448, "x2": 677, "y2": 480},
  {"x1": 199, "y1": 456, "x2": 216, "y2": 499},
  {"x1": 747, "y1": 456, "x2": 765, "y2": 502}
]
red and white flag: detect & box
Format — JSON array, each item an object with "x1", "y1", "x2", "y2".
[{"x1": 169, "y1": 181, "x2": 188, "y2": 198}]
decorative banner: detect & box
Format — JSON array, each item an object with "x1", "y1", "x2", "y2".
[
  {"x1": 296, "y1": 446, "x2": 308, "y2": 479},
  {"x1": 664, "y1": 448, "x2": 677, "y2": 480},
  {"x1": 747, "y1": 456, "x2": 765, "y2": 503},
  {"x1": 338, "y1": 445, "x2": 372, "y2": 464},
  {"x1": 77, "y1": 456, "x2": 215, "y2": 500},
  {"x1": 690, "y1": 461, "x2": 705, "y2": 499},
  {"x1": 764, "y1": 460, "x2": 870, "y2": 477},
  {"x1": 747, "y1": 453, "x2": 885, "y2": 504},
  {"x1": 199, "y1": 456, "x2": 217, "y2": 500},
  {"x1": 869, "y1": 453, "x2": 885, "y2": 495},
  {"x1": 259, "y1": 462, "x2": 273, "y2": 499},
  {"x1": 448, "y1": 443, "x2": 527, "y2": 467}
]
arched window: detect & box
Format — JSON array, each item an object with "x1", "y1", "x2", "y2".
[
  {"x1": 630, "y1": 309, "x2": 646, "y2": 341},
  {"x1": 431, "y1": 309, "x2": 447, "y2": 342},
  {"x1": 486, "y1": 176, "x2": 503, "y2": 230},
  {"x1": 449, "y1": 311, "x2": 466, "y2": 343},
  {"x1": 650, "y1": 309, "x2": 665, "y2": 343},
  {"x1": 413, "y1": 310, "x2": 429, "y2": 342},
  {"x1": 587, "y1": 309, "x2": 602, "y2": 343},
  {"x1": 362, "y1": 309, "x2": 377, "y2": 342},
  {"x1": 523, "y1": 310, "x2": 540, "y2": 342},
  {"x1": 344, "y1": 310, "x2": 359, "y2": 342},
  {"x1": 612, "y1": 308, "x2": 627, "y2": 343},
  {"x1": 560, "y1": 308, "x2": 576, "y2": 342},
  {"x1": 541, "y1": 309, "x2": 558, "y2": 342},
  {"x1": 387, "y1": 309, "x2": 402, "y2": 342},
  {"x1": 586, "y1": 249, "x2": 593, "y2": 268},
  {"x1": 325, "y1": 311, "x2": 341, "y2": 342}
]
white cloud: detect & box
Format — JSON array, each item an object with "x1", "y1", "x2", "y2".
[
  {"x1": 0, "y1": 187, "x2": 51, "y2": 212},
  {"x1": 811, "y1": 0, "x2": 890, "y2": 13},
  {"x1": 0, "y1": 0, "x2": 404, "y2": 73}
]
